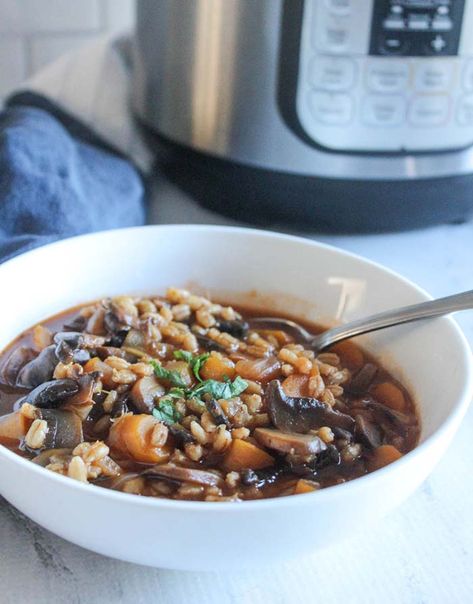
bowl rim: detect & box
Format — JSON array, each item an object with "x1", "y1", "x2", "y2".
[{"x1": 0, "y1": 223, "x2": 472, "y2": 512}]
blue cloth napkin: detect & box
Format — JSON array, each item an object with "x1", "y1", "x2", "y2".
[{"x1": 0, "y1": 96, "x2": 146, "y2": 264}]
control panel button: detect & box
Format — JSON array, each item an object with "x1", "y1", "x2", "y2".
[
  {"x1": 383, "y1": 17, "x2": 405, "y2": 30},
  {"x1": 309, "y1": 92, "x2": 353, "y2": 124},
  {"x1": 379, "y1": 35, "x2": 409, "y2": 55},
  {"x1": 462, "y1": 60, "x2": 473, "y2": 91},
  {"x1": 432, "y1": 16, "x2": 453, "y2": 31},
  {"x1": 429, "y1": 34, "x2": 448, "y2": 53},
  {"x1": 309, "y1": 56, "x2": 356, "y2": 91},
  {"x1": 366, "y1": 61, "x2": 409, "y2": 93},
  {"x1": 456, "y1": 95, "x2": 473, "y2": 125},
  {"x1": 324, "y1": 0, "x2": 351, "y2": 16},
  {"x1": 407, "y1": 13, "x2": 430, "y2": 31},
  {"x1": 414, "y1": 61, "x2": 453, "y2": 92},
  {"x1": 408, "y1": 94, "x2": 450, "y2": 126},
  {"x1": 362, "y1": 95, "x2": 406, "y2": 126}
]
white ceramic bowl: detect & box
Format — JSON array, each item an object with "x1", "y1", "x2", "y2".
[{"x1": 0, "y1": 225, "x2": 471, "y2": 571}]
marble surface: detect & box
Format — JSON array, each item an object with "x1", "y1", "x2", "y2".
[{"x1": 2, "y1": 177, "x2": 473, "y2": 604}]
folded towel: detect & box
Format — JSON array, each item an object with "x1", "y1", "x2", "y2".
[{"x1": 0, "y1": 35, "x2": 148, "y2": 264}]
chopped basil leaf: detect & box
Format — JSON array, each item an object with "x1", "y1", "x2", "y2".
[
  {"x1": 150, "y1": 359, "x2": 188, "y2": 388},
  {"x1": 190, "y1": 375, "x2": 248, "y2": 400},
  {"x1": 173, "y1": 350, "x2": 210, "y2": 382},
  {"x1": 173, "y1": 350, "x2": 193, "y2": 363},
  {"x1": 150, "y1": 357, "x2": 248, "y2": 405},
  {"x1": 167, "y1": 387, "x2": 187, "y2": 399},
  {"x1": 190, "y1": 353, "x2": 210, "y2": 382},
  {"x1": 152, "y1": 398, "x2": 182, "y2": 425}
]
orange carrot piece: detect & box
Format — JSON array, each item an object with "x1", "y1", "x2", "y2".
[
  {"x1": 223, "y1": 438, "x2": 274, "y2": 471},
  {"x1": 294, "y1": 479, "x2": 317, "y2": 495},
  {"x1": 371, "y1": 382, "x2": 406, "y2": 412},
  {"x1": 331, "y1": 341, "x2": 364, "y2": 370},
  {"x1": 83, "y1": 357, "x2": 114, "y2": 388},
  {"x1": 368, "y1": 444, "x2": 402, "y2": 471},
  {"x1": 282, "y1": 374, "x2": 310, "y2": 397},
  {"x1": 108, "y1": 414, "x2": 170, "y2": 464},
  {"x1": 200, "y1": 355, "x2": 235, "y2": 381}
]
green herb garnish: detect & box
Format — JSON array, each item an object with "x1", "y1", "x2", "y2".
[
  {"x1": 150, "y1": 355, "x2": 248, "y2": 422},
  {"x1": 190, "y1": 375, "x2": 248, "y2": 400},
  {"x1": 173, "y1": 350, "x2": 193, "y2": 363},
  {"x1": 173, "y1": 350, "x2": 210, "y2": 382},
  {"x1": 152, "y1": 398, "x2": 183, "y2": 425},
  {"x1": 150, "y1": 359, "x2": 188, "y2": 388}
]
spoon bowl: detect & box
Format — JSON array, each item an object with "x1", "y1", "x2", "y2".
[{"x1": 250, "y1": 289, "x2": 473, "y2": 352}]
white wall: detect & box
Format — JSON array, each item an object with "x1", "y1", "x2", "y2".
[{"x1": 0, "y1": 0, "x2": 135, "y2": 100}]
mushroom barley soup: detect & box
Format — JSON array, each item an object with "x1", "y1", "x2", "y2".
[{"x1": 0, "y1": 289, "x2": 419, "y2": 501}]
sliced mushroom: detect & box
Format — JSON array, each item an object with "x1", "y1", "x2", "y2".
[
  {"x1": 95, "y1": 346, "x2": 138, "y2": 363},
  {"x1": 0, "y1": 346, "x2": 37, "y2": 386},
  {"x1": 143, "y1": 464, "x2": 224, "y2": 487},
  {"x1": 54, "y1": 339, "x2": 75, "y2": 364},
  {"x1": 196, "y1": 334, "x2": 226, "y2": 352},
  {"x1": 216, "y1": 319, "x2": 249, "y2": 338},
  {"x1": 109, "y1": 300, "x2": 139, "y2": 329},
  {"x1": 355, "y1": 414, "x2": 382, "y2": 448},
  {"x1": 95, "y1": 346, "x2": 137, "y2": 362},
  {"x1": 254, "y1": 427, "x2": 326, "y2": 456},
  {"x1": 168, "y1": 424, "x2": 194, "y2": 446},
  {"x1": 347, "y1": 363, "x2": 378, "y2": 395},
  {"x1": 86, "y1": 307, "x2": 107, "y2": 335},
  {"x1": 130, "y1": 376, "x2": 165, "y2": 413},
  {"x1": 16, "y1": 345, "x2": 58, "y2": 388},
  {"x1": 367, "y1": 400, "x2": 412, "y2": 427},
  {"x1": 37, "y1": 408, "x2": 83, "y2": 449},
  {"x1": 123, "y1": 329, "x2": 145, "y2": 350},
  {"x1": 62, "y1": 313, "x2": 88, "y2": 332},
  {"x1": 24, "y1": 379, "x2": 79, "y2": 408},
  {"x1": 206, "y1": 399, "x2": 231, "y2": 428},
  {"x1": 267, "y1": 380, "x2": 355, "y2": 433},
  {"x1": 62, "y1": 374, "x2": 96, "y2": 420},
  {"x1": 54, "y1": 331, "x2": 106, "y2": 348},
  {"x1": 287, "y1": 444, "x2": 341, "y2": 479},
  {"x1": 332, "y1": 426, "x2": 354, "y2": 442},
  {"x1": 32, "y1": 447, "x2": 72, "y2": 467}
]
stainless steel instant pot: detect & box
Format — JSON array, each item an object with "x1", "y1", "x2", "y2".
[{"x1": 132, "y1": 0, "x2": 473, "y2": 232}]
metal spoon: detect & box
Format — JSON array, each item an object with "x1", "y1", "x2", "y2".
[{"x1": 249, "y1": 289, "x2": 473, "y2": 352}]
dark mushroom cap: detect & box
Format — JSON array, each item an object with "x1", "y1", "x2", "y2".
[{"x1": 266, "y1": 380, "x2": 355, "y2": 433}]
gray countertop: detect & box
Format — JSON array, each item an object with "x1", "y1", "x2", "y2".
[{"x1": 2, "y1": 178, "x2": 473, "y2": 604}]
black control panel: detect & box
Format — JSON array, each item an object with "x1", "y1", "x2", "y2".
[{"x1": 369, "y1": 0, "x2": 465, "y2": 56}]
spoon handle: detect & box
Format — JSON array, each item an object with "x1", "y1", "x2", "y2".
[{"x1": 313, "y1": 289, "x2": 473, "y2": 350}]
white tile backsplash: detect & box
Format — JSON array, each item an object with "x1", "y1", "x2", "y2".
[{"x1": 0, "y1": 0, "x2": 134, "y2": 98}]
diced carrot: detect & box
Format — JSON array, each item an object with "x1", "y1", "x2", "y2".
[
  {"x1": 368, "y1": 444, "x2": 402, "y2": 471},
  {"x1": 83, "y1": 357, "x2": 114, "y2": 388},
  {"x1": 108, "y1": 414, "x2": 170, "y2": 464},
  {"x1": 0, "y1": 410, "x2": 32, "y2": 443},
  {"x1": 371, "y1": 382, "x2": 406, "y2": 412},
  {"x1": 282, "y1": 374, "x2": 310, "y2": 397},
  {"x1": 235, "y1": 356, "x2": 281, "y2": 383},
  {"x1": 294, "y1": 479, "x2": 317, "y2": 495},
  {"x1": 331, "y1": 341, "x2": 364, "y2": 370},
  {"x1": 200, "y1": 354, "x2": 235, "y2": 381},
  {"x1": 223, "y1": 438, "x2": 274, "y2": 471}
]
